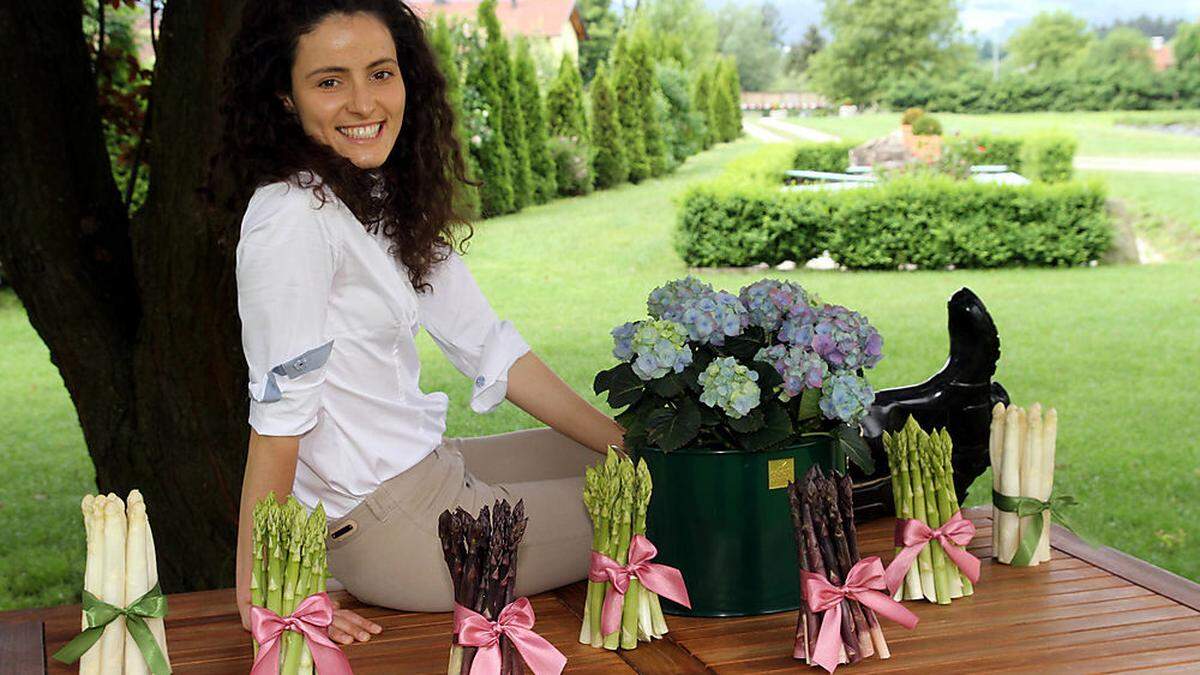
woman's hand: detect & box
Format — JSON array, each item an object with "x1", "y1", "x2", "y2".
[{"x1": 328, "y1": 597, "x2": 383, "y2": 645}]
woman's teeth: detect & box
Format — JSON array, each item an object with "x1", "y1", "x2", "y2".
[{"x1": 338, "y1": 123, "x2": 382, "y2": 139}]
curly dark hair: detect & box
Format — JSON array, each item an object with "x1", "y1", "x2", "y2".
[{"x1": 213, "y1": 0, "x2": 473, "y2": 291}]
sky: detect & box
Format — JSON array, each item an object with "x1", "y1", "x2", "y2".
[{"x1": 715, "y1": 0, "x2": 1200, "y2": 43}]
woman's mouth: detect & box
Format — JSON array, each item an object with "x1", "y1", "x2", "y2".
[{"x1": 336, "y1": 121, "x2": 384, "y2": 142}]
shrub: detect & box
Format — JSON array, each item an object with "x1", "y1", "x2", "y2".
[
  {"x1": 675, "y1": 177, "x2": 1111, "y2": 269},
  {"x1": 900, "y1": 107, "x2": 925, "y2": 126},
  {"x1": 1020, "y1": 133, "x2": 1077, "y2": 183},
  {"x1": 911, "y1": 114, "x2": 942, "y2": 136},
  {"x1": 943, "y1": 134, "x2": 1023, "y2": 171},
  {"x1": 549, "y1": 135, "x2": 595, "y2": 196},
  {"x1": 791, "y1": 142, "x2": 857, "y2": 173}
]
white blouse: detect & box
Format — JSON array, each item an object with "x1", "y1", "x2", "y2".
[{"x1": 236, "y1": 178, "x2": 530, "y2": 519}]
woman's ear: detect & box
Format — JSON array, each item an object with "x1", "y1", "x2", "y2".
[{"x1": 279, "y1": 94, "x2": 296, "y2": 113}]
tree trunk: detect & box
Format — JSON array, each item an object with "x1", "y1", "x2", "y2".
[{"x1": 0, "y1": 0, "x2": 250, "y2": 590}]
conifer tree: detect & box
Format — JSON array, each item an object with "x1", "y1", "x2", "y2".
[
  {"x1": 630, "y1": 34, "x2": 669, "y2": 176},
  {"x1": 480, "y1": 0, "x2": 532, "y2": 210},
  {"x1": 717, "y1": 57, "x2": 743, "y2": 141},
  {"x1": 692, "y1": 66, "x2": 715, "y2": 150},
  {"x1": 429, "y1": 16, "x2": 480, "y2": 217},
  {"x1": 589, "y1": 63, "x2": 627, "y2": 188},
  {"x1": 464, "y1": 6, "x2": 514, "y2": 216},
  {"x1": 514, "y1": 38, "x2": 557, "y2": 203},
  {"x1": 546, "y1": 53, "x2": 589, "y2": 141},
  {"x1": 611, "y1": 35, "x2": 649, "y2": 183}
]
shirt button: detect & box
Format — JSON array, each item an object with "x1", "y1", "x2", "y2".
[
  {"x1": 475, "y1": 376, "x2": 486, "y2": 388},
  {"x1": 295, "y1": 358, "x2": 307, "y2": 370}
]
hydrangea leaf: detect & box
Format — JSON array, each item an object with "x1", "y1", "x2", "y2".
[
  {"x1": 836, "y1": 423, "x2": 875, "y2": 474},
  {"x1": 740, "y1": 400, "x2": 793, "y2": 452},
  {"x1": 605, "y1": 363, "x2": 645, "y2": 408},
  {"x1": 797, "y1": 387, "x2": 821, "y2": 421},
  {"x1": 648, "y1": 372, "x2": 685, "y2": 398},
  {"x1": 646, "y1": 397, "x2": 702, "y2": 452},
  {"x1": 727, "y1": 407, "x2": 765, "y2": 433}
]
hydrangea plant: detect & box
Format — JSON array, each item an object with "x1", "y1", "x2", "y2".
[{"x1": 594, "y1": 276, "x2": 884, "y2": 472}]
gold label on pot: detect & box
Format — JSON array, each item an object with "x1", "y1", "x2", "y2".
[{"x1": 768, "y1": 458, "x2": 794, "y2": 490}]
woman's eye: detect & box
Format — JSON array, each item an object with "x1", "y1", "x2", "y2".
[
  {"x1": 318, "y1": 78, "x2": 338, "y2": 89},
  {"x1": 373, "y1": 70, "x2": 394, "y2": 81}
]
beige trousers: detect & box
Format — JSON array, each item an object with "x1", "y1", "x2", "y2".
[{"x1": 325, "y1": 427, "x2": 600, "y2": 611}]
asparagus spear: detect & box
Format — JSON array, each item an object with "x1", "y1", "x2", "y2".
[
  {"x1": 585, "y1": 451, "x2": 619, "y2": 647},
  {"x1": 884, "y1": 431, "x2": 922, "y2": 600},
  {"x1": 460, "y1": 507, "x2": 491, "y2": 675},
  {"x1": 265, "y1": 494, "x2": 285, "y2": 618},
  {"x1": 124, "y1": 492, "x2": 151, "y2": 675},
  {"x1": 989, "y1": 403, "x2": 1006, "y2": 558},
  {"x1": 1020, "y1": 404, "x2": 1044, "y2": 568},
  {"x1": 902, "y1": 420, "x2": 936, "y2": 600},
  {"x1": 278, "y1": 499, "x2": 309, "y2": 675},
  {"x1": 997, "y1": 406, "x2": 1024, "y2": 563},
  {"x1": 81, "y1": 496, "x2": 105, "y2": 675},
  {"x1": 99, "y1": 494, "x2": 127, "y2": 673},
  {"x1": 439, "y1": 509, "x2": 466, "y2": 675},
  {"x1": 1039, "y1": 408, "x2": 1058, "y2": 563},
  {"x1": 787, "y1": 482, "x2": 814, "y2": 663},
  {"x1": 936, "y1": 429, "x2": 973, "y2": 596},
  {"x1": 605, "y1": 458, "x2": 635, "y2": 650},
  {"x1": 297, "y1": 505, "x2": 326, "y2": 675},
  {"x1": 927, "y1": 433, "x2": 963, "y2": 599},
  {"x1": 822, "y1": 475, "x2": 874, "y2": 657},
  {"x1": 838, "y1": 474, "x2": 889, "y2": 659},
  {"x1": 915, "y1": 441, "x2": 951, "y2": 605}
]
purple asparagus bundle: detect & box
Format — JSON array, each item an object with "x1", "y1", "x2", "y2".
[
  {"x1": 788, "y1": 467, "x2": 893, "y2": 669},
  {"x1": 439, "y1": 500, "x2": 529, "y2": 675}
]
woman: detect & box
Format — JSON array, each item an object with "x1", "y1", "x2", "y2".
[{"x1": 216, "y1": 0, "x2": 623, "y2": 646}]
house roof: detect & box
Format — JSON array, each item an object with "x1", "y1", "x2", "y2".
[{"x1": 407, "y1": 0, "x2": 585, "y2": 40}]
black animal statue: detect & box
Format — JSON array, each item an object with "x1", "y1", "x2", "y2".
[{"x1": 851, "y1": 288, "x2": 1010, "y2": 521}]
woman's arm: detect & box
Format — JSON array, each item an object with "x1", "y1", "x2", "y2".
[
  {"x1": 504, "y1": 351, "x2": 625, "y2": 454},
  {"x1": 236, "y1": 430, "x2": 381, "y2": 644}
]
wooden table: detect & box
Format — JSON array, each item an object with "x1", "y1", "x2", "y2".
[{"x1": 4, "y1": 507, "x2": 1199, "y2": 674}]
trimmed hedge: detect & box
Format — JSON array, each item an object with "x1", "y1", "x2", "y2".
[
  {"x1": 943, "y1": 133, "x2": 1076, "y2": 183},
  {"x1": 675, "y1": 176, "x2": 1111, "y2": 269}
]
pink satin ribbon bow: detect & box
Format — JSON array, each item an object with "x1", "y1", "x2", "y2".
[
  {"x1": 883, "y1": 511, "x2": 982, "y2": 595},
  {"x1": 249, "y1": 592, "x2": 353, "y2": 675},
  {"x1": 588, "y1": 534, "x2": 692, "y2": 637},
  {"x1": 802, "y1": 556, "x2": 919, "y2": 673},
  {"x1": 454, "y1": 597, "x2": 567, "y2": 675}
]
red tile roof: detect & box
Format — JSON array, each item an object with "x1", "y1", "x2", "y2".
[{"x1": 407, "y1": 0, "x2": 582, "y2": 39}]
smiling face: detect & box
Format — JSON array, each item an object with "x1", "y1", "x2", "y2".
[{"x1": 285, "y1": 12, "x2": 406, "y2": 169}]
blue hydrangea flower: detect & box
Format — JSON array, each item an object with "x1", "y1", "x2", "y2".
[
  {"x1": 819, "y1": 372, "x2": 875, "y2": 424},
  {"x1": 679, "y1": 291, "x2": 748, "y2": 346},
  {"x1": 754, "y1": 344, "x2": 829, "y2": 400},
  {"x1": 647, "y1": 276, "x2": 714, "y2": 322},
  {"x1": 611, "y1": 321, "x2": 639, "y2": 361},
  {"x1": 809, "y1": 304, "x2": 884, "y2": 370},
  {"x1": 738, "y1": 279, "x2": 810, "y2": 332},
  {"x1": 777, "y1": 302, "x2": 820, "y2": 347},
  {"x1": 698, "y1": 356, "x2": 761, "y2": 419},
  {"x1": 616, "y1": 319, "x2": 693, "y2": 380}
]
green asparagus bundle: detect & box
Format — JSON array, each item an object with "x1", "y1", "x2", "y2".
[
  {"x1": 251, "y1": 493, "x2": 330, "y2": 675},
  {"x1": 883, "y1": 417, "x2": 975, "y2": 604},
  {"x1": 578, "y1": 448, "x2": 669, "y2": 650}
]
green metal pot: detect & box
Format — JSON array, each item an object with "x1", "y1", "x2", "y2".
[{"x1": 637, "y1": 436, "x2": 838, "y2": 617}]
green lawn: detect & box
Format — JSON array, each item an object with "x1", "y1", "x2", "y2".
[
  {"x1": 2, "y1": 135, "x2": 1199, "y2": 612},
  {"x1": 772, "y1": 111, "x2": 1200, "y2": 259}
]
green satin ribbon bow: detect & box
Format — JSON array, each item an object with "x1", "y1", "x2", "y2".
[
  {"x1": 992, "y1": 489, "x2": 1077, "y2": 567},
  {"x1": 52, "y1": 582, "x2": 171, "y2": 674}
]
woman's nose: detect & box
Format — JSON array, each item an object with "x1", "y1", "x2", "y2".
[{"x1": 346, "y1": 83, "x2": 376, "y2": 116}]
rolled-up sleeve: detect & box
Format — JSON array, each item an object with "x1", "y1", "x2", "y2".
[
  {"x1": 417, "y1": 251, "x2": 531, "y2": 414},
  {"x1": 236, "y1": 185, "x2": 340, "y2": 436}
]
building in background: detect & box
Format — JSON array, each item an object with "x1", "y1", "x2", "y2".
[
  {"x1": 409, "y1": 0, "x2": 586, "y2": 76},
  {"x1": 1150, "y1": 36, "x2": 1175, "y2": 71}
]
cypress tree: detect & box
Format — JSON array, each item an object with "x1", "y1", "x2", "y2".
[
  {"x1": 429, "y1": 16, "x2": 480, "y2": 217},
  {"x1": 692, "y1": 66, "x2": 715, "y2": 150},
  {"x1": 464, "y1": 5, "x2": 513, "y2": 217},
  {"x1": 546, "y1": 53, "x2": 589, "y2": 142},
  {"x1": 589, "y1": 63, "x2": 627, "y2": 188},
  {"x1": 718, "y1": 57, "x2": 743, "y2": 141},
  {"x1": 612, "y1": 35, "x2": 649, "y2": 183},
  {"x1": 480, "y1": 0, "x2": 532, "y2": 210},
  {"x1": 630, "y1": 34, "x2": 669, "y2": 177},
  {"x1": 513, "y1": 38, "x2": 556, "y2": 203}
]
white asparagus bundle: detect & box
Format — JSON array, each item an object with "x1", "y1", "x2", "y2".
[
  {"x1": 1038, "y1": 409, "x2": 1058, "y2": 563},
  {"x1": 100, "y1": 494, "x2": 127, "y2": 674},
  {"x1": 81, "y1": 495, "x2": 106, "y2": 675},
  {"x1": 990, "y1": 404, "x2": 1060, "y2": 565}
]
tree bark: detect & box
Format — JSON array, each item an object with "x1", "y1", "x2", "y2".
[{"x1": 0, "y1": 0, "x2": 249, "y2": 590}]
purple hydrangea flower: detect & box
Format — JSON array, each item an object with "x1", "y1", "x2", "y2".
[
  {"x1": 738, "y1": 279, "x2": 810, "y2": 332},
  {"x1": 754, "y1": 344, "x2": 830, "y2": 400}
]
